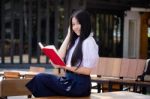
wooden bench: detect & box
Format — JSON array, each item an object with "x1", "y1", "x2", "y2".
[
  {"x1": 0, "y1": 78, "x2": 32, "y2": 98},
  {"x1": 91, "y1": 57, "x2": 122, "y2": 92},
  {"x1": 91, "y1": 57, "x2": 146, "y2": 92},
  {"x1": 0, "y1": 67, "x2": 65, "y2": 98},
  {"x1": 109, "y1": 58, "x2": 147, "y2": 92},
  {"x1": 0, "y1": 66, "x2": 47, "y2": 98},
  {"x1": 0, "y1": 59, "x2": 147, "y2": 98}
]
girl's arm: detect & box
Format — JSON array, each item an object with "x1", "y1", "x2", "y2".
[
  {"x1": 52, "y1": 56, "x2": 98, "y2": 76},
  {"x1": 52, "y1": 64, "x2": 93, "y2": 75},
  {"x1": 58, "y1": 28, "x2": 70, "y2": 59},
  {"x1": 65, "y1": 66, "x2": 92, "y2": 75}
]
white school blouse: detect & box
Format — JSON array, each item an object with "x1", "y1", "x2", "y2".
[{"x1": 66, "y1": 34, "x2": 99, "y2": 68}]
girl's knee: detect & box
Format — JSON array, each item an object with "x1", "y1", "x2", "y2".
[
  {"x1": 34, "y1": 73, "x2": 47, "y2": 79},
  {"x1": 35, "y1": 73, "x2": 55, "y2": 80}
]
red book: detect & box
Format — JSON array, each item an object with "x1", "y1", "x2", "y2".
[{"x1": 38, "y1": 42, "x2": 65, "y2": 66}]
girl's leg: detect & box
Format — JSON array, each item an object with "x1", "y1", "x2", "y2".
[{"x1": 26, "y1": 73, "x2": 65, "y2": 97}]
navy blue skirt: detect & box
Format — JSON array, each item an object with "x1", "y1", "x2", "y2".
[{"x1": 26, "y1": 71, "x2": 91, "y2": 97}]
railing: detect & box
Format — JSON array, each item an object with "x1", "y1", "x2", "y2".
[{"x1": 0, "y1": 0, "x2": 65, "y2": 68}]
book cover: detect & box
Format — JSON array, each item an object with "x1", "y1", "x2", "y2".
[{"x1": 38, "y1": 42, "x2": 66, "y2": 66}]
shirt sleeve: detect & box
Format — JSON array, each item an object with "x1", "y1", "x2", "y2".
[{"x1": 82, "y1": 37, "x2": 99, "y2": 68}]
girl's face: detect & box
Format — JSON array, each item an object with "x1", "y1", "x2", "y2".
[{"x1": 72, "y1": 17, "x2": 81, "y2": 36}]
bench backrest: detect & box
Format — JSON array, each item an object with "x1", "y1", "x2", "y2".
[
  {"x1": 136, "y1": 59, "x2": 146, "y2": 77},
  {"x1": 29, "y1": 66, "x2": 45, "y2": 72},
  {"x1": 96, "y1": 57, "x2": 107, "y2": 76},
  {"x1": 91, "y1": 58, "x2": 100, "y2": 75},
  {"x1": 95, "y1": 57, "x2": 122, "y2": 78},
  {"x1": 93, "y1": 57, "x2": 146, "y2": 80},
  {"x1": 120, "y1": 58, "x2": 138, "y2": 79},
  {"x1": 3, "y1": 71, "x2": 21, "y2": 79},
  {"x1": 104, "y1": 58, "x2": 121, "y2": 77},
  {"x1": 119, "y1": 58, "x2": 145, "y2": 80}
]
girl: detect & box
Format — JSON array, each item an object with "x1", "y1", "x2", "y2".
[{"x1": 26, "y1": 9, "x2": 99, "y2": 97}]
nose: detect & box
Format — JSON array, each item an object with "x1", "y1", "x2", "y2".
[{"x1": 74, "y1": 25, "x2": 79, "y2": 29}]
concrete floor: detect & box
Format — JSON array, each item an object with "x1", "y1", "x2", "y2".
[{"x1": 7, "y1": 96, "x2": 28, "y2": 99}]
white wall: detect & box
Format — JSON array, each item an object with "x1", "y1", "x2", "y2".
[{"x1": 123, "y1": 11, "x2": 141, "y2": 58}]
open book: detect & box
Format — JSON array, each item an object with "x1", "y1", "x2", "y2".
[{"x1": 38, "y1": 42, "x2": 65, "y2": 66}]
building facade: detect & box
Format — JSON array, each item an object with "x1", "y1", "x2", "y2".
[{"x1": 0, "y1": 0, "x2": 150, "y2": 68}]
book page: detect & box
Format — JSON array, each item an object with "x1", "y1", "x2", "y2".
[
  {"x1": 38, "y1": 42, "x2": 57, "y2": 52},
  {"x1": 38, "y1": 42, "x2": 44, "y2": 49}
]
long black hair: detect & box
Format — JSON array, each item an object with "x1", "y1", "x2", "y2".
[{"x1": 64, "y1": 9, "x2": 91, "y2": 68}]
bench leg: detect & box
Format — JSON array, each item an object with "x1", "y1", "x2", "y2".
[
  {"x1": 97, "y1": 83, "x2": 101, "y2": 93},
  {"x1": 142, "y1": 87, "x2": 147, "y2": 94},
  {"x1": 28, "y1": 95, "x2": 32, "y2": 98}
]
